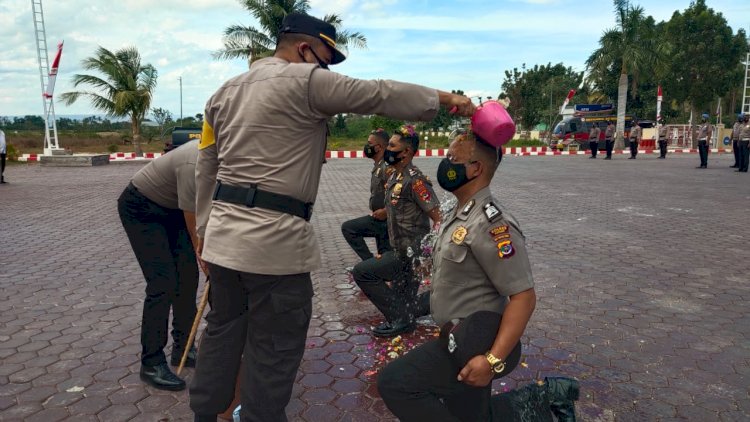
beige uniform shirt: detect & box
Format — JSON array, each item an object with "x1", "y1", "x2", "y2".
[
  {"x1": 604, "y1": 125, "x2": 615, "y2": 140},
  {"x1": 697, "y1": 123, "x2": 710, "y2": 141},
  {"x1": 196, "y1": 57, "x2": 439, "y2": 275},
  {"x1": 740, "y1": 122, "x2": 750, "y2": 141},
  {"x1": 588, "y1": 127, "x2": 601, "y2": 141},
  {"x1": 430, "y1": 187, "x2": 535, "y2": 326},
  {"x1": 658, "y1": 125, "x2": 667, "y2": 140},
  {"x1": 384, "y1": 164, "x2": 439, "y2": 254},
  {"x1": 131, "y1": 140, "x2": 198, "y2": 212},
  {"x1": 732, "y1": 122, "x2": 743, "y2": 140},
  {"x1": 629, "y1": 126, "x2": 642, "y2": 142}
]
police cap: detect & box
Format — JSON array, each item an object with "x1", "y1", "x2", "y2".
[{"x1": 280, "y1": 13, "x2": 347, "y2": 65}]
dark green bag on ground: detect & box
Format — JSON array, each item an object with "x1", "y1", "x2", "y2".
[{"x1": 489, "y1": 377, "x2": 579, "y2": 422}]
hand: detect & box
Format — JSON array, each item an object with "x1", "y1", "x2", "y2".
[
  {"x1": 447, "y1": 94, "x2": 476, "y2": 117},
  {"x1": 457, "y1": 355, "x2": 494, "y2": 387},
  {"x1": 371, "y1": 208, "x2": 387, "y2": 221},
  {"x1": 195, "y1": 237, "x2": 210, "y2": 276}
]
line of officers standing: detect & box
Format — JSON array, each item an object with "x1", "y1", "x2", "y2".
[{"x1": 583, "y1": 113, "x2": 750, "y2": 169}]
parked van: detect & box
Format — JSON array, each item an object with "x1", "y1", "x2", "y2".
[
  {"x1": 552, "y1": 115, "x2": 637, "y2": 150},
  {"x1": 164, "y1": 127, "x2": 201, "y2": 153}
]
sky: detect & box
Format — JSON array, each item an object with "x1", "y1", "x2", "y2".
[{"x1": 1, "y1": 0, "x2": 748, "y2": 120}]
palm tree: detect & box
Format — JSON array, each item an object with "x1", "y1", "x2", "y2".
[
  {"x1": 586, "y1": 0, "x2": 662, "y2": 148},
  {"x1": 214, "y1": 0, "x2": 367, "y2": 67},
  {"x1": 60, "y1": 46, "x2": 157, "y2": 156}
]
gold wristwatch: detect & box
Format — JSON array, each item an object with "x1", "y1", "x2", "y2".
[{"x1": 485, "y1": 352, "x2": 505, "y2": 374}]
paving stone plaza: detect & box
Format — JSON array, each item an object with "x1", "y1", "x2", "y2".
[{"x1": 1, "y1": 152, "x2": 749, "y2": 421}]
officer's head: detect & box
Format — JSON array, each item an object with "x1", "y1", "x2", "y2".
[
  {"x1": 701, "y1": 113, "x2": 709, "y2": 122},
  {"x1": 275, "y1": 13, "x2": 346, "y2": 69},
  {"x1": 384, "y1": 126, "x2": 419, "y2": 167},
  {"x1": 437, "y1": 130, "x2": 500, "y2": 193},
  {"x1": 739, "y1": 113, "x2": 745, "y2": 122},
  {"x1": 364, "y1": 128, "x2": 389, "y2": 160}
]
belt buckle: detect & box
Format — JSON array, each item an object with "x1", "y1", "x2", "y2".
[
  {"x1": 303, "y1": 203, "x2": 314, "y2": 221},
  {"x1": 245, "y1": 185, "x2": 257, "y2": 207}
]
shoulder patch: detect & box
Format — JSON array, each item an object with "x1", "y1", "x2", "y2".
[
  {"x1": 462, "y1": 199, "x2": 475, "y2": 215},
  {"x1": 199, "y1": 121, "x2": 215, "y2": 150},
  {"x1": 412, "y1": 179, "x2": 431, "y2": 202},
  {"x1": 497, "y1": 239, "x2": 515, "y2": 259},
  {"x1": 483, "y1": 202, "x2": 502, "y2": 222},
  {"x1": 489, "y1": 225, "x2": 509, "y2": 237}
]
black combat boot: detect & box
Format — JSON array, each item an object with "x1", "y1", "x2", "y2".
[{"x1": 546, "y1": 376, "x2": 580, "y2": 422}]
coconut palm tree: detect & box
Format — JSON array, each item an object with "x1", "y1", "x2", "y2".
[
  {"x1": 586, "y1": 0, "x2": 662, "y2": 148},
  {"x1": 214, "y1": 0, "x2": 367, "y2": 67},
  {"x1": 60, "y1": 46, "x2": 157, "y2": 156}
]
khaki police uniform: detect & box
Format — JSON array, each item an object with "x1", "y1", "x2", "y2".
[
  {"x1": 658, "y1": 125, "x2": 668, "y2": 158},
  {"x1": 738, "y1": 120, "x2": 750, "y2": 172},
  {"x1": 189, "y1": 56, "x2": 440, "y2": 420},
  {"x1": 117, "y1": 140, "x2": 199, "y2": 367},
  {"x1": 628, "y1": 125, "x2": 642, "y2": 159},
  {"x1": 731, "y1": 121, "x2": 742, "y2": 167},
  {"x1": 588, "y1": 126, "x2": 601, "y2": 158},
  {"x1": 697, "y1": 122, "x2": 711, "y2": 168},
  {"x1": 0, "y1": 129, "x2": 7, "y2": 183},
  {"x1": 604, "y1": 124, "x2": 615, "y2": 159},
  {"x1": 378, "y1": 187, "x2": 535, "y2": 421},
  {"x1": 341, "y1": 160, "x2": 392, "y2": 261},
  {"x1": 353, "y1": 163, "x2": 439, "y2": 325}
]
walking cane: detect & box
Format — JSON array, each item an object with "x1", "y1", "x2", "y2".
[{"x1": 177, "y1": 276, "x2": 210, "y2": 376}]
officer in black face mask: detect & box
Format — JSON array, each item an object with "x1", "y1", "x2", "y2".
[
  {"x1": 341, "y1": 129, "x2": 393, "y2": 265},
  {"x1": 352, "y1": 125, "x2": 441, "y2": 337}
]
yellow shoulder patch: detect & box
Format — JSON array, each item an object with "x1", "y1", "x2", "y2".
[{"x1": 198, "y1": 120, "x2": 215, "y2": 150}]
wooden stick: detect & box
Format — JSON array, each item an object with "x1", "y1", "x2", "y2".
[{"x1": 177, "y1": 277, "x2": 210, "y2": 375}]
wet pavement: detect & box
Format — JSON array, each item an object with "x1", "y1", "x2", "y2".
[{"x1": 1, "y1": 152, "x2": 749, "y2": 421}]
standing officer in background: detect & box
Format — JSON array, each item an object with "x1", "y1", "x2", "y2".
[
  {"x1": 731, "y1": 113, "x2": 743, "y2": 168},
  {"x1": 0, "y1": 128, "x2": 7, "y2": 184},
  {"x1": 353, "y1": 126, "x2": 440, "y2": 337},
  {"x1": 341, "y1": 128, "x2": 392, "y2": 265},
  {"x1": 628, "y1": 120, "x2": 642, "y2": 159},
  {"x1": 378, "y1": 131, "x2": 536, "y2": 421},
  {"x1": 604, "y1": 121, "x2": 615, "y2": 160},
  {"x1": 588, "y1": 123, "x2": 601, "y2": 159},
  {"x1": 117, "y1": 140, "x2": 202, "y2": 392},
  {"x1": 189, "y1": 13, "x2": 475, "y2": 422},
  {"x1": 657, "y1": 118, "x2": 668, "y2": 159},
  {"x1": 696, "y1": 113, "x2": 711, "y2": 169},
  {"x1": 738, "y1": 113, "x2": 750, "y2": 173}
]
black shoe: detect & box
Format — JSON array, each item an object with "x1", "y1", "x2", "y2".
[
  {"x1": 730, "y1": 165, "x2": 738, "y2": 168},
  {"x1": 546, "y1": 377, "x2": 580, "y2": 422},
  {"x1": 140, "y1": 363, "x2": 186, "y2": 391},
  {"x1": 194, "y1": 415, "x2": 217, "y2": 422},
  {"x1": 171, "y1": 345, "x2": 197, "y2": 367},
  {"x1": 373, "y1": 320, "x2": 415, "y2": 338},
  {"x1": 604, "y1": 157, "x2": 611, "y2": 160}
]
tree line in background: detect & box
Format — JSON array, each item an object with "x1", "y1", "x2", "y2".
[{"x1": 500, "y1": 0, "x2": 749, "y2": 145}]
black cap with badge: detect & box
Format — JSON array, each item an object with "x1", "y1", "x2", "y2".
[{"x1": 279, "y1": 13, "x2": 347, "y2": 65}]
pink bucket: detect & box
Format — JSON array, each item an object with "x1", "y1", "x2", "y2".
[{"x1": 471, "y1": 101, "x2": 516, "y2": 147}]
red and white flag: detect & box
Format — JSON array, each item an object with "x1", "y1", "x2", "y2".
[
  {"x1": 44, "y1": 41, "x2": 64, "y2": 99},
  {"x1": 559, "y1": 89, "x2": 575, "y2": 114},
  {"x1": 656, "y1": 85, "x2": 662, "y2": 122}
]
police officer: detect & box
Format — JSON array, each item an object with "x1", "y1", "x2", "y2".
[
  {"x1": 588, "y1": 123, "x2": 601, "y2": 159},
  {"x1": 657, "y1": 118, "x2": 668, "y2": 159},
  {"x1": 378, "y1": 131, "x2": 536, "y2": 421},
  {"x1": 696, "y1": 113, "x2": 711, "y2": 169},
  {"x1": 353, "y1": 126, "x2": 440, "y2": 337},
  {"x1": 0, "y1": 128, "x2": 7, "y2": 184},
  {"x1": 604, "y1": 121, "x2": 615, "y2": 160},
  {"x1": 189, "y1": 13, "x2": 475, "y2": 422},
  {"x1": 738, "y1": 113, "x2": 750, "y2": 173},
  {"x1": 117, "y1": 140, "x2": 202, "y2": 391},
  {"x1": 731, "y1": 113, "x2": 743, "y2": 168},
  {"x1": 628, "y1": 120, "x2": 642, "y2": 159},
  {"x1": 341, "y1": 129, "x2": 392, "y2": 263}
]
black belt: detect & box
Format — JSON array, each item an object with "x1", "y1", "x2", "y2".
[{"x1": 212, "y1": 180, "x2": 313, "y2": 221}]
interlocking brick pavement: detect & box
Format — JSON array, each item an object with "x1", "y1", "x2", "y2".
[{"x1": 1, "y1": 153, "x2": 749, "y2": 421}]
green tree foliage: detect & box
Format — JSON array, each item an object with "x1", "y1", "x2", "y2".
[
  {"x1": 214, "y1": 0, "x2": 367, "y2": 67},
  {"x1": 59, "y1": 46, "x2": 157, "y2": 156},
  {"x1": 662, "y1": 0, "x2": 748, "y2": 114},
  {"x1": 499, "y1": 64, "x2": 584, "y2": 130},
  {"x1": 370, "y1": 115, "x2": 403, "y2": 134}
]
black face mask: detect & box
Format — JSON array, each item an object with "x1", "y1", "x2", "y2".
[
  {"x1": 384, "y1": 149, "x2": 404, "y2": 165},
  {"x1": 299, "y1": 46, "x2": 329, "y2": 70},
  {"x1": 364, "y1": 144, "x2": 377, "y2": 158},
  {"x1": 437, "y1": 158, "x2": 475, "y2": 192}
]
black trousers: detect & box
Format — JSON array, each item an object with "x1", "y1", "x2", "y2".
[
  {"x1": 352, "y1": 250, "x2": 418, "y2": 323},
  {"x1": 1, "y1": 153, "x2": 6, "y2": 180},
  {"x1": 589, "y1": 141, "x2": 598, "y2": 157},
  {"x1": 629, "y1": 140, "x2": 638, "y2": 158},
  {"x1": 117, "y1": 184, "x2": 198, "y2": 366},
  {"x1": 732, "y1": 140, "x2": 740, "y2": 166},
  {"x1": 698, "y1": 140, "x2": 709, "y2": 167},
  {"x1": 341, "y1": 215, "x2": 390, "y2": 261},
  {"x1": 378, "y1": 339, "x2": 491, "y2": 422},
  {"x1": 659, "y1": 140, "x2": 668, "y2": 158},
  {"x1": 189, "y1": 264, "x2": 313, "y2": 422},
  {"x1": 605, "y1": 139, "x2": 614, "y2": 158},
  {"x1": 739, "y1": 140, "x2": 750, "y2": 172}
]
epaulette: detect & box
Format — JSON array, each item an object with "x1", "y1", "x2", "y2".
[{"x1": 483, "y1": 202, "x2": 502, "y2": 222}]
